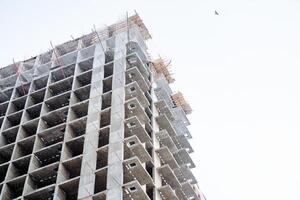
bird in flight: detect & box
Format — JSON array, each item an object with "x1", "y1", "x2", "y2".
[{"x1": 215, "y1": 10, "x2": 219, "y2": 15}]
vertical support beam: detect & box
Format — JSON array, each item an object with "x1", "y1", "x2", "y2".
[
  {"x1": 106, "y1": 32, "x2": 127, "y2": 200},
  {"x1": 78, "y1": 43, "x2": 105, "y2": 200}
]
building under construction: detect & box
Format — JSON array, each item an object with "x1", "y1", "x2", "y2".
[{"x1": 0, "y1": 13, "x2": 205, "y2": 200}]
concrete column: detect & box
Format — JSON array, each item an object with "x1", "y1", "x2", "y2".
[
  {"x1": 106, "y1": 32, "x2": 127, "y2": 200},
  {"x1": 78, "y1": 43, "x2": 105, "y2": 200}
]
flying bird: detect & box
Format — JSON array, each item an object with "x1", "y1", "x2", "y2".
[{"x1": 215, "y1": 10, "x2": 219, "y2": 15}]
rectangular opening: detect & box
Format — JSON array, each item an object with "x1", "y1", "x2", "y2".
[
  {"x1": 98, "y1": 127, "x2": 110, "y2": 148},
  {"x1": 39, "y1": 50, "x2": 53, "y2": 65},
  {"x1": 40, "y1": 108, "x2": 68, "y2": 130},
  {"x1": 50, "y1": 64, "x2": 75, "y2": 83},
  {"x1": 18, "y1": 119, "x2": 38, "y2": 140},
  {"x1": 81, "y1": 35, "x2": 94, "y2": 48},
  {"x1": 105, "y1": 51, "x2": 114, "y2": 63},
  {"x1": 57, "y1": 178, "x2": 79, "y2": 200},
  {"x1": 48, "y1": 77, "x2": 73, "y2": 98},
  {"x1": 13, "y1": 136, "x2": 35, "y2": 159},
  {"x1": 13, "y1": 83, "x2": 30, "y2": 99},
  {"x1": 0, "y1": 163, "x2": 9, "y2": 183},
  {"x1": 79, "y1": 44, "x2": 95, "y2": 60},
  {"x1": 35, "y1": 63, "x2": 51, "y2": 77},
  {"x1": 5, "y1": 176, "x2": 26, "y2": 199},
  {"x1": 8, "y1": 96, "x2": 26, "y2": 114},
  {"x1": 24, "y1": 103, "x2": 42, "y2": 121},
  {"x1": 0, "y1": 144, "x2": 14, "y2": 164},
  {"x1": 101, "y1": 92, "x2": 112, "y2": 110},
  {"x1": 73, "y1": 85, "x2": 91, "y2": 103},
  {"x1": 0, "y1": 64, "x2": 17, "y2": 79},
  {"x1": 1, "y1": 126, "x2": 18, "y2": 146},
  {"x1": 69, "y1": 101, "x2": 89, "y2": 121},
  {"x1": 104, "y1": 63, "x2": 113, "y2": 78},
  {"x1": 0, "y1": 74, "x2": 17, "y2": 91},
  {"x1": 61, "y1": 156, "x2": 82, "y2": 180},
  {"x1": 44, "y1": 92, "x2": 70, "y2": 112},
  {"x1": 32, "y1": 75, "x2": 48, "y2": 91},
  {"x1": 37, "y1": 124, "x2": 65, "y2": 148},
  {"x1": 28, "y1": 164, "x2": 58, "y2": 190},
  {"x1": 65, "y1": 136, "x2": 84, "y2": 159},
  {"x1": 68, "y1": 117, "x2": 87, "y2": 138},
  {"x1": 8, "y1": 156, "x2": 31, "y2": 179},
  {"x1": 3, "y1": 111, "x2": 22, "y2": 130},
  {"x1": 27, "y1": 89, "x2": 46, "y2": 107},
  {"x1": 23, "y1": 186, "x2": 55, "y2": 200},
  {"x1": 76, "y1": 70, "x2": 92, "y2": 88},
  {"x1": 78, "y1": 58, "x2": 94, "y2": 74},
  {"x1": 94, "y1": 168, "x2": 107, "y2": 194},
  {"x1": 96, "y1": 146, "x2": 108, "y2": 170},
  {"x1": 100, "y1": 109, "x2": 111, "y2": 128},
  {"x1": 33, "y1": 143, "x2": 62, "y2": 168},
  {"x1": 0, "y1": 88, "x2": 13, "y2": 104},
  {"x1": 0, "y1": 102, "x2": 8, "y2": 117},
  {"x1": 146, "y1": 185, "x2": 154, "y2": 200},
  {"x1": 102, "y1": 76, "x2": 112, "y2": 93},
  {"x1": 0, "y1": 117, "x2": 3, "y2": 130}
]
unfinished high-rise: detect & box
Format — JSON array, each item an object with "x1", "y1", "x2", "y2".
[{"x1": 0, "y1": 14, "x2": 205, "y2": 200}]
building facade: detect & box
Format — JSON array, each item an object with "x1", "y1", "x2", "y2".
[{"x1": 0, "y1": 14, "x2": 205, "y2": 200}]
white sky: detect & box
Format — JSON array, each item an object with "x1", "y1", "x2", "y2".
[{"x1": 1, "y1": 0, "x2": 300, "y2": 199}]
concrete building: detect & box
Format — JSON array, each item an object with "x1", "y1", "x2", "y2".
[{"x1": 0, "y1": 13, "x2": 205, "y2": 200}]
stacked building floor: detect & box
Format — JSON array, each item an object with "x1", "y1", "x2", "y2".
[{"x1": 0, "y1": 13, "x2": 206, "y2": 200}]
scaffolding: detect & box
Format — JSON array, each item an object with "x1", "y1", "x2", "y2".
[
  {"x1": 171, "y1": 92, "x2": 192, "y2": 114},
  {"x1": 152, "y1": 58, "x2": 175, "y2": 84}
]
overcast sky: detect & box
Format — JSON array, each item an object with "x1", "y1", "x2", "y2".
[{"x1": 1, "y1": 0, "x2": 300, "y2": 200}]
